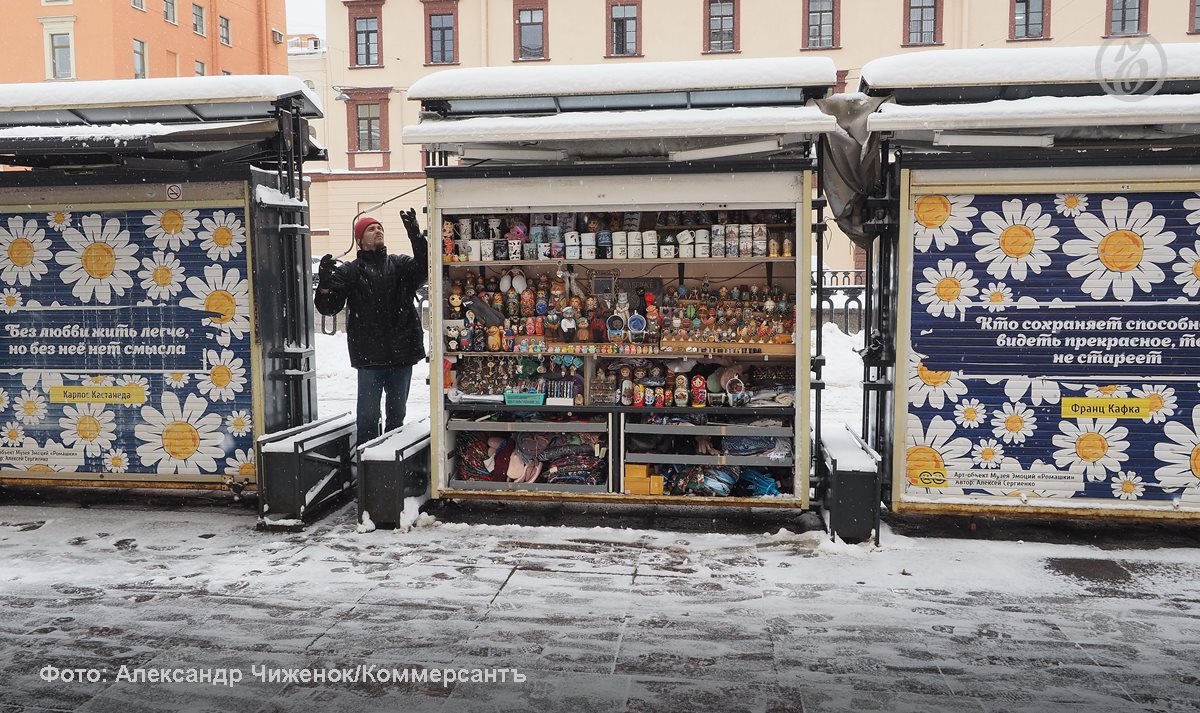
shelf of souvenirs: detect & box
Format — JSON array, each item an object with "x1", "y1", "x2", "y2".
[
  {"x1": 445, "y1": 342, "x2": 797, "y2": 359},
  {"x1": 442, "y1": 402, "x2": 796, "y2": 415},
  {"x1": 444, "y1": 256, "x2": 798, "y2": 268}
]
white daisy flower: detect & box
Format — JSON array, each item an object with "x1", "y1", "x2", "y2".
[
  {"x1": 226, "y1": 410, "x2": 252, "y2": 437},
  {"x1": 198, "y1": 349, "x2": 247, "y2": 402},
  {"x1": 1052, "y1": 418, "x2": 1129, "y2": 481},
  {"x1": 0, "y1": 388, "x2": 7, "y2": 412},
  {"x1": 991, "y1": 402, "x2": 1037, "y2": 445},
  {"x1": 984, "y1": 459, "x2": 1085, "y2": 499},
  {"x1": 907, "y1": 352, "x2": 968, "y2": 409},
  {"x1": 985, "y1": 375, "x2": 1062, "y2": 406},
  {"x1": 46, "y1": 210, "x2": 72, "y2": 232},
  {"x1": 1185, "y1": 193, "x2": 1200, "y2": 230},
  {"x1": 1066, "y1": 197, "x2": 1176, "y2": 302},
  {"x1": 972, "y1": 199, "x2": 1060, "y2": 281},
  {"x1": 2, "y1": 421, "x2": 25, "y2": 446},
  {"x1": 1084, "y1": 384, "x2": 1130, "y2": 398},
  {"x1": 58, "y1": 403, "x2": 116, "y2": 457},
  {"x1": 0, "y1": 288, "x2": 21, "y2": 313},
  {"x1": 905, "y1": 414, "x2": 972, "y2": 494},
  {"x1": 972, "y1": 438, "x2": 1005, "y2": 469},
  {"x1": 13, "y1": 390, "x2": 47, "y2": 425},
  {"x1": 0, "y1": 216, "x2": 52, "y2": 286},
  {"x1": 135, "y1": 391, "x2": 224, "y2": 474},
  {"x1": 18, "y1": 437, "x2": 77, "y2": 474},
  {"x1": 979, "y1": 282, "x2": 1013, "y2": 312},
  {"x1": 137, "y1": 250, "x2": 186, "y2": 301},
  {"x1": 912, "y1": 194, "x2": 977, "y2": 253},
  {"x1": 199, "y1": 210, "x2": 246, "y2": 261},
  {"x1": 1111, "y1": 471, "x2": 1145, "y2": 500},
  {"x1": 115, "y1": 374, "x2": 150, "y2": 408},
  {"x1": 916, "y1": 258, "x2": 979, "y2": 319},
  {"x1": 1153, "y1": 404, "x2": 1200, "y2": 492},
  {"x1": 224, "y1": 448, "x2": 256, "y2": 480},
  {"x1": 1132, "y1": 384, "x2": 1176, "y2": 424},
  {"x1": 1172, "y1": 239, "x2": 1200, "y2": 297},
  {"x1": 142, "y1": 208, "x2": 200, "y2": 252},
  {"x1": 13, "y1": 371, "x2": 75, "y2": 391},
  {"x1": 180, "y1": 264, "x2": 250, "y2": 347},
  {"x1": 1054, "y1": 193, "x2": 1088, "y2": 218},
  {"x1": 953, "y1": 398, "x2": 987, "y2": 429},
  {"x1": 102, "y1": 449, "x2": 130, "y2": 474},
  {"x1": 55, "y1": 214, "x2": 139, "y2": 304},
  {"x1": 164, "y1": 371, "x2": 191, "y2": 389},
  {"x1": 80, "y1": 374, "x2": 116, "y2": 387}
]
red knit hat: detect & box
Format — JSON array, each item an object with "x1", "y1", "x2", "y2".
[{"x1": 354, "y1": 217, "x2": 382, "y2": 246}]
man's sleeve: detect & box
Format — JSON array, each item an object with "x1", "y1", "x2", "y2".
[
  {"x1": 400, "y1": 229, "x2": 429, "y2": 288},
  {"x1": 315, "y1": 262, "x2": 351, "y2": 315}
]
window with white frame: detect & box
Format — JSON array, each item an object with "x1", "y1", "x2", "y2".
[
  {"x1": 195, "y1": 60, "x2": 206, "y2": 76},
  {"x1": 132, "y1": 0, "x2": 145, "y2": 9},
  {"x1": 133, "y1": 39, "x2": 147, "y2": 78},
  {"x1": 40, "y1": 16, "x2": 76, "y2": 80},
  {"x1": 164, "y1": 0, "x2": 176, "y2": 23},
  {"x1": 219, "y1": 16, "x2": 231, "y2": 45},
  {"x1": 192, "y1": 3, "x2": 205, "y2": 35}
]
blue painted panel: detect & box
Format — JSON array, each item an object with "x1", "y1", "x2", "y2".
[
  {"x1": 0, "y1": 207, "x2": 254, "y2": 479},
  {"x1": 905, "y1": 190, "x2": 1200, "y2": 505}
]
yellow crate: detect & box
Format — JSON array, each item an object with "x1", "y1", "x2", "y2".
[{"x1": 624, "y1": 464, "x2": 651, "y2": 479}]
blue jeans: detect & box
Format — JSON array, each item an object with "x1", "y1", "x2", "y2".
[{"x1": 356, "y1": 365, "x2": 413, "y2": 444}]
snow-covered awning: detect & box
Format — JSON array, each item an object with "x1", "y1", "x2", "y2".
[
  {"x1": 868, "y1": 93, "x2": 1200, "y2": 132},
  {"x1": 0, "y1": 119, "x2": 276, "y2": 142}
]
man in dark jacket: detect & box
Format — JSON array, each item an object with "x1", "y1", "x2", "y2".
[{"x1": 315, "y1": 209, "x2": 427, "y2": 443}]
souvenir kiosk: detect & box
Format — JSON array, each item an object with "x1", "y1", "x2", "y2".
[
  {"x1": 859, "y1": 44, "x2": 1200, "y2": 520},
  {"x1": 404, "y1": 57, "x2": 838, "y2": 508},
  {"x1": 0, "y1": 76, "x2": 335, "y2": 503}
]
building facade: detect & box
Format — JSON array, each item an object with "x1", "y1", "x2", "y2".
[
  {"x1": 304, "y1": 0, "x2": 1200, "y2": 263},
  {"x1": 7, "y1": 0, "x2": 289, "y2": 84}
]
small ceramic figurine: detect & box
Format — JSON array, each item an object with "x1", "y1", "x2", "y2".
[
  {"x1": 448, "y1": 293, "x2": 464, "y2": 320},
  {"x1": 560, "y1": 306, "x2": 578, "y2": 343},
  {"x1": 506, "y1": 288, "x2": 520, "y2": 319},
  {"x1": 446, "y1": 324, "x2": 460, "y2": 351},
  {"x1": 487, "y1": 325, "x2": 502, "y2": 352},
  {"x1": 502, "y1": 321, "x2": 516, "y2": 351}
]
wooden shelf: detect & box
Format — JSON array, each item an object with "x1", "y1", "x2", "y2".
[
  {"x1": 445, "y1": 403, "x2": 795, "y2": 415},
  {"x1": 446, "y1": 345, "x2": 796, "y2": 359},
  {"x1": 442, "y1": 257, "x2": 797, "y2": 268},
  {"x1": 624, "y1": 423, "x2": 795, "y2": 437}
]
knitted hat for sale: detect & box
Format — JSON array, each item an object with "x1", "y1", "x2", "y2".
[{"x1": 354, "y1": 217, "x2": 382, "y2": 246}]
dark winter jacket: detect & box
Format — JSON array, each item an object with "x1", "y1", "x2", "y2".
[{"x1": 314, "y1": 234, "x2": 428, "y2": 369}]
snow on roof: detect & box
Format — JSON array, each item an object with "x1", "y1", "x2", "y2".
[
  {"x1": 868, "y1": 92, "x2": 1200, "y2": 131},
  {"x1": 0, "y1": 120, "x2": 272, "y2": 141},
  {"x1": 0, "y1": 75, "x2": 322, "y2": 116},
  {"x1": 408, "y1": 57, "x2": 837, "y2": 100},
  {"x1": 861, "y1": 43, "x2": 1200, "y2": 89},
  {"x1": 404, "y1": 106, "x2": 835, "y2": 144}
]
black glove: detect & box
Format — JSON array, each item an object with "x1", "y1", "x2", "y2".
[
  {"x1": 318, "y1": 254, "x2": 336, "y2": 282},
  {"x1": 400, "y1": 208, "x2": 422, "y2": 240}
]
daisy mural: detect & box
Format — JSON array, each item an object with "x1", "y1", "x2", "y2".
[
  {"x1": 224, "y1": 448, "x2": 256, "y2": 480},
  {"x1": 972, "y1": 199, "x2": 1059, "y2": 281},
  {"x1": 1065, "y1": 197, "x2": 1175, "y2": 302},
  {"x1": 908, "y1": 189, "x2": 1200, "y2": 508},
  {"x1": 0, "y1": 216, "x2": 52, "y2": 286},
  {"x1": 915, "y1": 259, "x2": 978, "y2": 318},
  {"x1": 905, "y1": 414, "x2": 972, "y2": 495},
  {"x1": 56, "y1": 214, "x2": 139, "y2": 304},
  {"x1": 912, "y1": 194, "x2": 977, "y2": 252},
  {"x1": 0, "y1": 205, "x2": 254, "y2": 482}
]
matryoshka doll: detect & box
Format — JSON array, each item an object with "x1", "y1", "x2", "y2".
[
  {"x1": 506, "y1": 288, "x2": 520, "y2": 319},
  {"x1": 520, "y1": 287, "x2": 536, "y2": 317},
  {"x1": 502, "y1": 320, "x2": 516, "y2": 351},
  {"x1": 691, "y1": 375, "x2": 707, "y2": 407},
  {"x1": 619, "y1": 366, "x2": 635, "y2": 406},
  {"x1": 442, "y1": 220, "x2": 456, "y2": 263},
  {"x1": 674, "y1": 374, "x2": 690, "y2": 407}
]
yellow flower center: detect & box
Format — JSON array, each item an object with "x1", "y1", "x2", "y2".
[
  {"x1": 22, "y1": 401, "x2": 37, "y2": 416},
  {"x1": 918, "y1": 363, "x2": 951, "y2": 386},
  {"x1": 1063, "y1": 195, "x2": 1080, "y2": 209},
  {"x1": 1098, "y1": 385, "x2": 1119, "y2": 396},
  {"x1": 989, "y1": 291, "x2": 1005, "y2": 303},
  {"x1": 980, "y1": 447, "x2": 996, "y2": 461},
  {"x1": 210, "y1": 365, "x2": 233, "y2": 388},
  {"x1": 29, "y1": 464, "x2": 53, "y2": 473},
  {"x1": 935, "y1": 277, "x2": 961, "y2": 302},
  {"x1": 1121, "y1": 479, "x2": 1137, "y2": 494},
  {"x1": 1098, "y1": 230, "x2": 1144, "y2": 272},
  {"x1": 204, "y1": 290, "x2": 236, "y2": 324},
  {"x1": 152, "y1": 266, "x2": 174, "y2": 286},
  {"x1": 8, "y1": 238, "x2": 34, "y2": 267},
  {"x1": 963, "y1": 407, "x2": 978, "y2": 421},
  {"x1": 232, "y1": 417, "x2": 247, "y2": 431},
  {"x1": 4, "y1": 295, "x2": 16, "y2": 307},
  {"x1": 239, "y1": 462, "x2": 256, "y2": 477},
  {"x1": 1145, "y1": 393, "x2": 1164, "y2": 413},
  {"x1": 1005, "y1": 415, "x2": 1025, "y2": 432},
  {"x1": 111, "y1": 456, "x2": 124, "y2": 468},
  {"x1": 915, "y1": 195, "x2": 952, "y2": 229},
  {"x1": 999, "y1": 225, "x2": 1035, "y2": 258},
  {"x1": 76, "y1": 415, "x2": 101, "y2": 442},
  {"x1": 906, "y1": 446, "x2": 945, "y2": 486},
  {"x1": 1075, "y1": 432, "x2": 1109, "y2": 463},
  {"x1": 6, "y1": 428, "x2": 19, "y2": 441},
  {"x1": 1192, "y1": 260, "x2": 1200, "y2": 281},
  {"x1": 213, "y1": 226, "x2": 234, "y2": 247},
  {"x1": 1190, "y1": 444, "x2": 1200, "y2": 478},
  {"x1": 160, "y1": 210, "x2": 185, "y2": 234},
  {"x1": 82, "y1": 242, "x2": 116, "y2": 279},
  {"x1": 163, "y1": 422, "x2": 201, "y2": 460},
  {"x1": 170, "y1": 372, "x2": 185, "y2": 383}
]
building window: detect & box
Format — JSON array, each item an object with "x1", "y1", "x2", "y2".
[
  {"x1": 1012, "y1": 0, "x2": 1048, "y2": 39},
  {"x1": 430, "y1": 14, "x2": 455, "y2": 64},
  {"x1": 132, "y1": 0, "x2": 145, "y2": 9},
  {"x1": 1108, "y1": 0, "x2": 1145, "y2": 35},
  {"x1": 357, "y1": 104, "x2": 382, "y2": 151},
  {"x1": 195, "y1": 60, "x2": 205, "y2": 75},
  {"x1": 705, "y1": 0, "x2": 736, "y2": 52},
  {"x1": 515, "y1": 4, "x2": 546, "y2": 60},
  {"x1": 905, "y1": 0, "x2": 941, "y2": 45},
  {"x1": 355, "y1": 17, "x2": 380, "y2": 65},
  {"x1": 192, "y1": 3, "x2": 205, "y2": 35},
  {"x1": 1193, "y1": 0, "x2": 1200, "y2": 32},
  {"x1": 164, "y1": 0, "x2": 176, "y2": 23},
  {"x1": 804, "y1": 0, "x2": 838, "y2": 49},
  {"x1": 50, "y1": 32, "x2": 73, "y2": 79},
  {"x1": 610, "y1": 3, "x2": 639, "y2": 56},
  {"x1": 133, "y1": 39, "x2": 147, "y2": 78},
  {"x1": 219, "y1": 16, "x2": 231, "y2": 45}
]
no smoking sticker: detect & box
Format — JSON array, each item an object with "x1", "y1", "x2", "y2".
[{"x1": 166, "y1": 184, "x2": 183, "y2": 200}]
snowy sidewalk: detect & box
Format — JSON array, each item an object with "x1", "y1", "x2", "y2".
[{"x1": 1, "y1": 494, "x2": 1198, "y2": 712}]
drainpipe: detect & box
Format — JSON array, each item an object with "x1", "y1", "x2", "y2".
[{"x1": 481, "y1": 0, "x2": 490, "y2": 66}]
